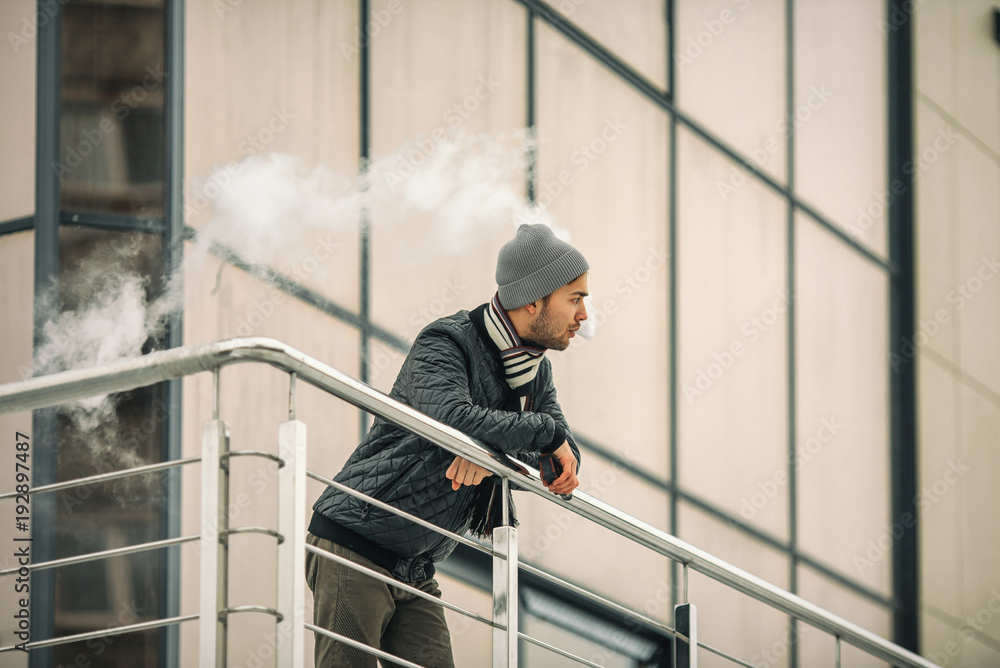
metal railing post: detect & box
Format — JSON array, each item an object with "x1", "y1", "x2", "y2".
[
  {"x1": 276, "y1": 419, "x2": 307, "y2": 667},
  {"x1": 492, "y1": 502, "x2": 518, "y2": 667},
  {"x1": 200, "y1": 419, "x2": 230, "y2": 667},
  {"x1": 674, "y1": 602, "x2": 697, "y2": 668}
]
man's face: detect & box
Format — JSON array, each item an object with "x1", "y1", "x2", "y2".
[{"x1": 524, "y1": 274, "x2": 589, "y2": 351}]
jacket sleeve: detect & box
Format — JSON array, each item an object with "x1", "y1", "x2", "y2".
[
  {"x1": 404, "y1": 329, "x2": 566, "y2": 456},
  {"x1": 532, "y1": 360, "x2": 581, "y2": 471}
]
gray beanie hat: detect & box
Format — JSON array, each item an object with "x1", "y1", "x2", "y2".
[{"x1": 496, "y1": 224, "x2": 589, "y2": 310}]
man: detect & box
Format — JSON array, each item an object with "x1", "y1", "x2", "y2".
[{"x1": 306, "y1": 223, "x2": 588, "y2": 667}]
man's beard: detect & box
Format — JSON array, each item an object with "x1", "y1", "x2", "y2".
[{"x1": 526, "y1": 304, "x2": 569, "y2": 351}]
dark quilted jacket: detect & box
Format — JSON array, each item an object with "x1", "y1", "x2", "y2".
[{"x1": 311, "y1": 308, "x2": 580, "y2": 582}]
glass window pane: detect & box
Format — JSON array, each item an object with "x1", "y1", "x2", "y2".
[
  {"x1": 0, "y1": 1, "x2": 36, "y2": 222},
  {"x1": 60, "y1": 0, "x2": 165, "y2": 217},
  {"x1": 794, "y1": 0, "x2": 888, "y2": 258},
  {"x1": 676, "y1": 0, "x2": 787, "y2": 184},
  {"x1": 53, "y1": 226, "x2": 166, "y2": 667},
  {"x1": 552, "y1": 0, "x2": 668, "y2": 92},
  {"x1": 795, "y1": 213, "x2": 891, "y2": 597},
  {"x1": 677, "y1": 125, "x2": 790, "y2": 540}
]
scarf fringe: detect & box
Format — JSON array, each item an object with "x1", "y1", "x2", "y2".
[{"x1": 468, "y1": 479, "x2": 518, "y2": 539}]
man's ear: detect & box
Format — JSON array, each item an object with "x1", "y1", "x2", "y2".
[{"x1": 524, "y1": 300, "x2": 539, "y2": 315}]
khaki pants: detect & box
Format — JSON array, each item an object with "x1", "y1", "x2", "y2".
[{"x1": 306, "y1": 533, "x2": 456, "y2": 668}]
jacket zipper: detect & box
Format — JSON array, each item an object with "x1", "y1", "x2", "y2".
[{"x1": 361, "y1": 459, "x2": 421, "y2": 520}]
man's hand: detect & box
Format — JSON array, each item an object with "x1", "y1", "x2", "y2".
[
  {"x1": 446, "y1": 456, "x2": 494, "y2": 491},
  {"x1": 544, "y1": 441, "x2": 579, "y2": 495}
]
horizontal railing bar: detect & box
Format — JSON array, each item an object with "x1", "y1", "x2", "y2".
[
  {"x1": 306, "y1": 469, "x2": 498, "y2": 558},
  {"x1": 540, "y1": 488, "x2": 937, "y2": 668},
  {"x1": 306, "y1": 543, "x2": 500, "y2": 630},
  {"x1": 305, "y1": 623, "x2": 426, "y2": 668},
  {"x1": 218, "y1": 605, "x2": 283, "y2": 622},
  {"x1": 0, "y1": 456, "x2": 201, "y2": 500},
  {"x1": 0, "y1": 338, "x2": 940, "y2": 668},
  {"x1": 0, "y1": 536, "x2": 198, "y2": 576},
  {"x1": 0, "y1": 614, "x2": 198, "y2": 653},
  {"x1": 223, "y1": 526, "x2": 284, "y2": 544},
  {"x1": 517, "y1": 632, "x2": 604, "y2": 668},
  {"x1": 698, "y1": 639, "x2": 758, "y2": 668},
  {"x1": 221, "y1": 449, "x2": 284, "y2": 468},
  {"x1": 518, "y1": 562, "x2": 677, "y2": 639}
]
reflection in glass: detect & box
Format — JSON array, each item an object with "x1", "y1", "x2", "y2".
[
  {"x1": 59, "y1": 0, "x2": 165, "y2": 217},
  {"x1": 52, "y1": 226, "x2": 166, "y2": 667}
]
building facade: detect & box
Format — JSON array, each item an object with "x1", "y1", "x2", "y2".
[{"x1": 0, "y1": 0, "x2": 997, "y2": 666}]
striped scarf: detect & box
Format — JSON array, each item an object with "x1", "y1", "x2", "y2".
[{"x1": 482, "y1": 293, "x2": 547, "y2": 410}]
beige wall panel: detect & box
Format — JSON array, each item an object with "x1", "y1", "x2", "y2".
[
  {"x1": 955, "y1": 140, "x2": 1000, "y2": 395},
  {"x1": 914, "y1": 100, "x2": 960, "y2": 367},
  {"x1": 953, "y1": 0, "x2": 1000, "y2": 154},
  {"x1": 958, "y1": 385, "x2": 1000, "y2": 643},
  {"x1": 676, "y1": 0, "x2": 787, "y2": 184},
  {"x1": 0, "y1": 231, "x2": 33, "y2": 668},
  {"x1": 437, "y1": 575, "x2": 492, "y2": 667},
  {"x1": 916, "y1": 357, "x2": 962, "y2": 619},
  {"x1": 796, "y1": 567, "x2": 892, "y2": 668},
  {"x1": 795, "y1": 215, "x2": 891, "y2": 596},
  {"x1": 0, "y1": 0, "x2": 36, "y2": 222},
  {"x1": 366, "y1": 340, "x2": 406, "y2": 396},
  {"x1": 552, "y1": 0, "x2": 667, "y2": 91},
  {"x1": 515, "y1": 458, "x2": 673, "y2": 624},
  {"x1": 367, "y1": 0, "x2": 527, "y2": 343},
  {"x1": 794, "y1": 0, "x2": 888, "y2": 258},
  {"x1": 185, "y1": 0, "x2": 361, "y2": 312},
  {"x1": 536, "y1": 21, "x2": 670, "y2": 478},
  {"x1": 679, "y1": 504, "x2": 791, "y2": 668},
  {"x1": 521, "y1": 614, "x2": 634, "y2": 667},
  {"x1": 180, "y1": 248, "x2": 361, "y2": 665},
  {"x1": 677, "y1": 126, "x2": 789, "y2": 540},
  {"x1": 920, "y1": 607, "x2": 1000, "y2": 668},
  {"x1": 914, "y1": 0, "x2": 954, "y2": 113}
]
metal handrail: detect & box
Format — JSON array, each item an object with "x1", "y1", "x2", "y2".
[
  {"x1": 0, "y1": 337, "x2": 939, "y2": 668},
  {"x1": 0, "y1": 614, "x2": 199, "y2": 653}
]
